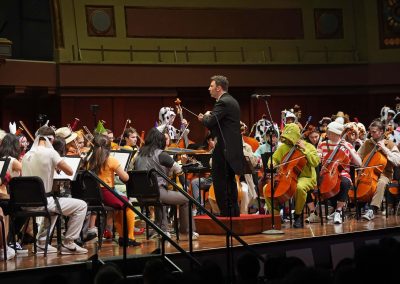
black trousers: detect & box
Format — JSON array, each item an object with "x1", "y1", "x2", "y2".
[{"x1": 212, "y1": 150, "x2": 240, "y2": 217}]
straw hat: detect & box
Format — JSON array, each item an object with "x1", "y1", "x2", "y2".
[{"x1": 55, "y1": 127, "x2": 78, "y2": 144}]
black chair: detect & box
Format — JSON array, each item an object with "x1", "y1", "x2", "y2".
[
  {"x1": 71, "y1": 171, "x2": 115, "y2": 249},
  {"x1": 8, "y1": 176, "x2": 61, "y2": 257},
  {"x1": 126, "y1": 170, "x2": 179, "y2": 240}
]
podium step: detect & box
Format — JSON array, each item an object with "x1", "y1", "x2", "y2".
[{"x1": 194, "y1": 214, "x2": 281, "y2": 235}]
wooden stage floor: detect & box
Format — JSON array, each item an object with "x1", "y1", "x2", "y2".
[{"x1": 1, "y1": 213, "x2": 400, "y2": 273}]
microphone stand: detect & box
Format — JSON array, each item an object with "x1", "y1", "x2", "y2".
[{"x1": 259, "y1": 96, "x2": 284, "y2": 235}]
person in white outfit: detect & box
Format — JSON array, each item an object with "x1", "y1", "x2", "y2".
[{"x1": 22, "y1": 126, "x2": 88, "y2": 255}]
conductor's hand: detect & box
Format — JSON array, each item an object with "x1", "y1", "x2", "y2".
[{"x1": 198, "y1": 113, "x2": 204, "y2": 122}]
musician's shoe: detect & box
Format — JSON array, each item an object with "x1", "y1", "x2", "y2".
[
  {"x1": 333, "y1": 211, "x2": 343, "y2": 224},
  {"x1": 305, "y1": 212, "x2": 321, "y2": 223},
  {"x1": 103, "y1": 229, "x2": 113, "y2": 240},
  {"x1": 34, "y1": 242, "x2": 58, "y2": 254},
  {"x1": 60, "y1": 240, "x2": 88, "y2": 255},
  {"x1": 293, "y1": 214, "x2": 303, "y2": 228},
  {"x1": 178, "y1": 232, "x2": 199, "y2": 241},
  {"x1": 118, "y1": 237, "x2": 141, "y2": 247},
  {"x1": 0, "y1": 246, "x2": 16, "y2": 260},
  {"x1": 362, "y1": 209, "x2": 375, "y2": 221}
]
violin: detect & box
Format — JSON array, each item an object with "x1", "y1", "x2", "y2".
[
  {"x1": 350, "y1": 139, "x2": 388, "y2": 202},
  {"x1": 318, "y1": 132, "x2": 350, "y2": 200}
]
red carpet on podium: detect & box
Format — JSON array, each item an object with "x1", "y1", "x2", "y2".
[{"x1": 194, "y1": 214, "x2": 281, "y2": 235}]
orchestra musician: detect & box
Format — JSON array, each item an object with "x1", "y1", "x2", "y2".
[
  {"x1": 87, "y1": 134, "x2": 141, "y2": 246},
  {"x1": 305, "y1": 122, "x2": 362, "y2": 224},
  {"x1": 357, "y1": 120, "x2": 400, "y2": 220},
  {"x1": 0, "y1": 134, "x2": 22, "y2": 260},
  {"x1": 134, "y1": 128, "x2": 199, "y2": 240},
  {"x1": 21, "y1": 126, "x2": 88, "y2": 255},
  {"x1": 265, "y1": 123, "x2": 320, "y2": 228}
]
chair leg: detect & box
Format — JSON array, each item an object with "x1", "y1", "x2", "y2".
[
  {"x1": 32, "y1": 217, "x2": 38, "y2": 255},
  {"x1": 56, "y1": 216, "x2": 62, "y2": 251},
  {"x1": 145, "y1": 207, "x2": 150, "y2": 240},
  {"x1": 173, "y1": 206, "x2": 179, "y2": 241},
  {"x1": 0, "y1": 218, "x2": 7, "y2": 261},
  {"x1": 44, "y1": 216, "x2": 52, "y2": 257},
  {"x1": 97, "y1": 211, "x2": 106, "y2": 249}
]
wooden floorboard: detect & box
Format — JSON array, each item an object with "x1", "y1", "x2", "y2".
[{"x1": 1, "y1": 213, "x2": 400, "y2": 273}]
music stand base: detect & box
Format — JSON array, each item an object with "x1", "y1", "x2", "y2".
[{"x1": 262, "y1": 229, "x2": 285, "y2": 235}]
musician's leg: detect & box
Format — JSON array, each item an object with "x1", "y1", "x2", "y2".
[{"x1": 371, "y1": 175, "x2": 390, "y2": 210}]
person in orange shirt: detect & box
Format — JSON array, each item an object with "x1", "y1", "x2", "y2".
[{"x1": 87, "y1": 134, "x2": 141, "y2": 246}]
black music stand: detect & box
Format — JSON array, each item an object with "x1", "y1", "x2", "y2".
[{"x1": 0, "y1": 157, "x2": 10, "y2": 181}]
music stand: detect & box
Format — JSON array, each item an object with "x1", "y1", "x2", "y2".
[
  {"x1": 0, "y1": 157, "x2": 11, "y2": 180},
  {"x1": 110, "y1": 150, "x2": 133, "y2": 171},
  {"x1": 54, "y1": 156, "x2": 82, "y2": 181}
]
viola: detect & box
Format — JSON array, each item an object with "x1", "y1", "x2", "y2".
[
  {"x1": 264, "y1": 146, "x2": 307, "y2": 203},
  {"x1": 350, "y1": 141, "x2": 387, "y2": 202},
  {"x1": 174, "y1": 98, "x2": 194, "y2": 148},
  {"x1": 319, "y1": 144, "x2": 350, "y2": 200}
]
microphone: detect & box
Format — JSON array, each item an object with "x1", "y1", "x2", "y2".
[{"x1": 251, "y1": 94, "x2": 271, "y2": 99}]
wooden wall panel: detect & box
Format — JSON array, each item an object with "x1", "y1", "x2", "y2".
[{"x1": 125, "y1": 7, "x2": 303, "y2": 39}]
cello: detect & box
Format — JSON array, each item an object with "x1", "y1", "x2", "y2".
[
  {"x1": 264, "y1": 118, "x2": 312, "y2": 203},
  {"x1": 318, "y1": 131, "x2": 350, "y2": 200},
  {"x1": 349, "y1": 140, "x2": 387, "y2": 202}
]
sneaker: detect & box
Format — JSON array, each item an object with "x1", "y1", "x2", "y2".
[
  {"x1": 362, "y1": 209, "x2": 375, "y2": 221},
  {"x1": 34, "y1": 242, "x2": 58, "y2": 254},
  {"x1": 333, "y1": 211, "x2": 343, "y2": 224},
  {"x1": 134, "y1": 227, "x2": 145, "y2": 235},
  {"x1": 179, "y1": 232, "x2": 199, "y2": 241},
  {"x1": 293, "y1": 216, "x2": 304, "y2": 228},
  {"x1": 148, "y1": 230, "x2": 171, "y2": 239},
  {"x1": 9, "y1": 242, "x2": 28, "y2": 254},
  {"x1": 327, "y1": 212, "x2": 335, "y2": 220},
  {"x1": 60, "y1": 241, "x2": 88, "y2": 255},
  {"x1": 103, "y1": 229, "x2": 113, "y2": 240},
  {"x1": 305, "y1": 212, "x2": 321, "y2": 223},
  {"x1": 0, "y1": 246, "x2": 16, "y2": 260},
  {"x1": 118, "y1": 237, "x2": 141, "y2": 247}
]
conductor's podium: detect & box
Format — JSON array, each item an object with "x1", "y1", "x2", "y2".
[{"x1": 194, "y1": 214, "x2": 281, "y2": 235}]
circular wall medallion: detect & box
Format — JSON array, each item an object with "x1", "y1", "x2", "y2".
[{"x1": 90, "y1": 9, "x2": 111, "y2": 33}]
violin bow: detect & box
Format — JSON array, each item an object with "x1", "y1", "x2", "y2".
[
  {"x1": 19, "y1": 121, "x2": 35, "y2": 142},
  {"x1": 118, "y1": 119, "x2": 131, "y2": 148}
]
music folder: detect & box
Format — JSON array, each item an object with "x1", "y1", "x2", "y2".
[{"x1": 54, "y1": 156, "x2": 81, "y2": 181}]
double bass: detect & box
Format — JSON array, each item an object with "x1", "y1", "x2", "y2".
[{"x1": 350, "y1": 140, "x2": 387, "y2": 202}]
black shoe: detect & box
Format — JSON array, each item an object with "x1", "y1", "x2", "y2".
[
  {"x1": 293, "y1": 215, "x2": 303, "y2": 228},
  {"x1": 118, "y1": 237, "x2": 141, "y2": 247},
  {"x1": 83, "y1": 232, "x2": 97, "y2": 242},
  {"x1": 74, "y1": 238, "x2": 84, "y2": 247}
]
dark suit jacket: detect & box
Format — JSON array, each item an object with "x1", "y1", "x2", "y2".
[{"x1": 202, "y1": 93, "x2": 244, "y2": 174}]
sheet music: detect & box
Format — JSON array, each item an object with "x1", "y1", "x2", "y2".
[
  {"x1": 110, "y1": 150, "x2": 132, "y2": 171},
  {"x1": 54, "y1": 156, "x2": 81, "y2": 181}
]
